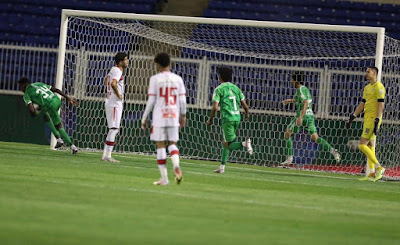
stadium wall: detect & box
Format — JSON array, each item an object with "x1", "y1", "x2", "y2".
[{"x1": 0, "y1": 94, "x2": 49, "y2": 145}]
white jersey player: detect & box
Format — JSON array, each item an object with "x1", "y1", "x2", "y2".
[
  {"x1": 141, "y1": 52, "x2": 187, "y2": 186},
  {"x1": 102, "y1": 52, "x2": 129, "y2": 162}
]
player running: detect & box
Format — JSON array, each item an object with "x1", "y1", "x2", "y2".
[
  {"x1": 281, "y1": 71, "x2": 340, "y2": 165},
  {"x1": 206, "y1": 66, "x2": 253, "y2": 174}
]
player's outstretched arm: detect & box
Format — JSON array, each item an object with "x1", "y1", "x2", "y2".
[
  {"x1": 51, "y1": 87, "x2": 78, "y2": 106},
  {"x1": 241, "y1": 99, "x2": 250, "y2": 120},
  {"x1": 206, "y1": 102, "x2": 219, "y2": 126},
  {"x1": 281, "y1": 98, "x2": 295, "y2": 105}
]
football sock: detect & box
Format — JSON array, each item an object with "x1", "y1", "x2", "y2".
[
  {"x1": 221, "y1": 147, "x2": 229, "y2": 165},
  {"x1": 158, "y1": 164, "x2": 168, "y2": 182},
  {"x1": 285, "y1": 138, "x2": 293, "y2": 156},
  {"x1": 103, "y1": 129, "x2": 118, "y2": 158},
  {"x1": 157, "y1": 148, "x2": 168, "y2": 182},
  {"x1": 168, "y1": 144, "x2": 180, "y2": 169},
  {"x1": 58, "y1": 128, "x2": 72, "y2": 146},
  {"x1": 317, "y1": 137, "x2": 332, "y2": 151},
  {"x1": 104, "y1": 142, "x2": 114, "y2": 158},
  {"x1": 46, "y1": 122, "x2": 60, "y2": 138},
  {"x1": 369, "y1": 146, "x2": 382, "y2": 169},
  {"x1": 359, "y1": 144, "x2": 378, "y2": 169}
]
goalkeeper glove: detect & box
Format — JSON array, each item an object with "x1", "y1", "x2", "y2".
[
  {"x1": 346, "y1": 114, "x2": 356, "y2": 129},
  {"x1": 373, "y1": 118, "x2": 380, "y2": 136}
]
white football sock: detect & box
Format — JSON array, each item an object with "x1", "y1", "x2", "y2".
[
  {"x1": 157, "y1": 148, "x2": 168, "y2": 182},
  {"x1": 158, "y1": 164, "x2": 168, "y2": 183},
  {"x1": 103, "y1": 128, "x2": 118, "y2": 158},
  {"x1": 168, "y1": 144, "x2": 180, "y2": 169}
]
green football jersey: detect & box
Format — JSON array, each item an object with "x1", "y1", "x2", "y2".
[
  {"x1": 294, "y1": 85, "x2": 313, "y2": 117},
  {"x1": 23, "y1": 82, "x2": 57, "y2": 107},
  {"x1": 212, "y1": 82, "x2": 245, "y2": 123}
]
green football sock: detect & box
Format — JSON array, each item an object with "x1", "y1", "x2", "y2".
[
  {"x1": 229, "y1": 142, "x2": 242, "y2": 150},
  {"x1": 46, "y1": 122, "x2": 60, "y2": 138},
  {"x1": 317, "y1": 137, "x2": 332, "y2": 151},
  {"x1": 285, "y1": 138, "x2": 293, "y2": 156},
  {"x1": 58, "y1": 128, "x2": 72, "y2": 146},
  {"x1": 221, "y1": 147, "x2": 229, "y2": 165}
]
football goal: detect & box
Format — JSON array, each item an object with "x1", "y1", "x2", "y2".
[{"x1": 56, "y1": 9, "x2": 400, "y2": 179}]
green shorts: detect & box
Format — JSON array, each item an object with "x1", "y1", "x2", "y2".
[
  {"x1": 287, "y1": 116, "x2": 317, "y2": 134},
  {"x1": 222, "y1": 121, "x2": 240, "y2": 142},
  {"x1": 42, "y1": 97, "x2": 62, "y2": 126}
]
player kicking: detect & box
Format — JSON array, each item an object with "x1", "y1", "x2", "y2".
[
  {"x1": 346, "y1": 66, "x2": 386, "y2": 182},
  {"x1": 17, "y1": 77, "x2": 79, "y2": 154},
  {"x1": 206, "y1": 66, "x2": 252, "y2": 174},
  {"x1": 281, "y1": 72, "x2": 340, "y2": 165},
  {"x1": 102, "y1": 52, "x2": 129, "y2": 162},
  {"x1": 141, "y1": 52, "x2": 187, "y2": 186}
]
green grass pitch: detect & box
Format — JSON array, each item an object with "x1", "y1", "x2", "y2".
[{"x1": 0, "y1": 141, "x2": 399, "y2": 245}]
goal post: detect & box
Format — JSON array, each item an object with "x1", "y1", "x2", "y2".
[{"x1": 55, "y1": 9, "x2": 400, "y2": 179}]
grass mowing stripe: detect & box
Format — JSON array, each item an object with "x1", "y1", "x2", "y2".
[
  {"x1": 2, "y1": 173, "x2": 397, "y2": 218},
  {"x1": 1, "y1": 141, "x2": 400, "y2": 245}
]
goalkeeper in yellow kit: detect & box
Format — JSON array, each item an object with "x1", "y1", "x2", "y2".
[{"x1": 346, "y1": 66, "x2": 386, "y2": 182}]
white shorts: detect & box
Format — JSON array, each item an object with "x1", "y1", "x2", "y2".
[
  {"x1": 150, "y1": 126, "x2": 179, "y2": 142},
  {"x1": 105, "y1": 105, "x2": 123, "y2": 129}
]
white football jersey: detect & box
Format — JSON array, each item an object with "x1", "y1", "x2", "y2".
[
  {"x1": 105, "y1": 66, "x2": 124, "y2": 108},
  {"x1": 148, "y1": 71, "x2": 186, "y2": 127}
]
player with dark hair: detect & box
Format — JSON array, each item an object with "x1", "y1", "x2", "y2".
[
  {"x1": 154, "y1": 52, "x2": 170, "y2": 68},
  {"x1": 18, "y1": 77, "x2": 79, "y2": 153},
  {"x1": 141, "y1": 52, "x2": 186, "y2": 185},
  {"x1": 102, "y1": 52, "x2": 129, "y2": 162},
  {"x1": 346, "y1": 66, "x2": 386, "y2": 181},
  {"x1": 281, "y1": 71, "x2": 340, "y2": 165},
  {"x1": 206, "y1": 66, "x2": 253, "y2": 174}
]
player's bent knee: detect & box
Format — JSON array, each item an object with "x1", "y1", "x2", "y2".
[
  {"x1": 222, "y1": 141, "x2": 230, "y2": 149},
  {"x1": 284, "y1": 131, "x2": 292, "y2": 139},
  {"x1": 311, "y1": 134, "x2": 319, "y2": 142}
]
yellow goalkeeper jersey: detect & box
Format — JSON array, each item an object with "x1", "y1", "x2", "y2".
[{"x1": 362, "y1": 81, "x2": 385, "y2": 119}]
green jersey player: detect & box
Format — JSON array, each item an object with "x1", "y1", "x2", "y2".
[
  {"x1": 281, "y1": 72, "x2": 340, "y2": 165},
  {"x1": 18, "y1": 77, "x2": 79, "y2": 154},
  {"x1": 206, "y1": 66, "x2": 253, "y2": 174}
]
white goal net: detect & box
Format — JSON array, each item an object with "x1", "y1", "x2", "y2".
[{"x1": 58, "y1": 10, "x2": 400, "y2": 179}]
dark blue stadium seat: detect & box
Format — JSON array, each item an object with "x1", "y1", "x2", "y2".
[
  {"x1": 0, "y1": 0, "x2": 161, "y2": 45},
  {"x1": 205, "y1": 0, "x2": 400, "y2": 39}
]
